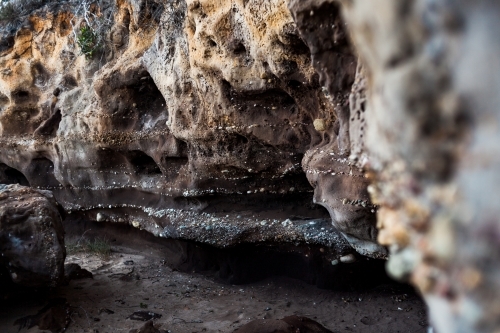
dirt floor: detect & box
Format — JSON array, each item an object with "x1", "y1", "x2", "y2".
[{"x1": 0, "y1": 223, "x2": 428, "y2": 333}]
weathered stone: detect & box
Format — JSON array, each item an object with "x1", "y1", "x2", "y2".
[
  {"x1": 129, "y1": 320, "x2": 164, "y2": 333},
  {"x1": 0, "y1": 184, "x2": 65, "y2": 287},
  {"x1": 63, "y1": 263, "x2": 93, "y2": 281},
  {"x1": 289, "y1": 0, "x2": 385, "y2": 258},
  {"x1": 338, "y1": 0, "x2": 500, "y2": 332},
  {"x1": 0, "y1": 0, "x2": 383, "y2": 259},
  {"x1": 233, "y1": 315, "x2": 333, "y2": 333}
]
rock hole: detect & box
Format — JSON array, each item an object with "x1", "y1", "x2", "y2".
[
  {"x1": 280, "y1": 60, "x2": 299, "y2": 76},
  {"x1": 160, "y1": 156, "x2": 188, "y2": 181},
  {"x1": 0, "y1": 35, "x2": 14, "y2": 54},
  {"x1": 287, "y1": 80, "x2": 302, "y2": 89},
  {"x1": 99, "y1": 69, "x2": 166, "y2": 130},
  {"x1": 96, "y1": 149, "x2": 128, "y2": 172},
  {"x1": 0, "y1": 164, "x2": 30, "y2": 186},
  {"x1": 230, "y1": 41, "x2": 246, "y2": 55},
  {"x1": 234, "y1": 133, "x2": 249, "y2": 144},
  {"x1": 72, "y1": 220, "x2": 392, "y2": 289},
  {"x1": 130, "y1": 71, "x2": 166, "y2": 127},
  {"x1": 59, "y1": 19, "x2": 69, "y2": 33},
  {"x1": 25, "y1": 157, "x2": 60, "y2": 188},
  {"x1": 61, "y1": 75, "x2": 78, "y2": 90},
  {"x1": 208, "y1": 38, "x2": 217, "y2": 47},
  {"x1": 360, "y1": 100, "x2": 366, "y2": 112},
  {"x1": 11, "y1": 90, "x2": 30, "y2": 103},
  {"x1": 0, "y1": 92, "x2": 9, "y2": 112},
  {"x1": 124, "y1": 151, "x2": 162, "y2": 176},
  {"x1": 31, "y1": 62, "x2": 49, "y2": 87},
  {"x1": 123, "y1": 9, "x2": 131, "y2": 28},
  {"x1": 34, "y1": 109, "x2": 62, "y2": 137}
]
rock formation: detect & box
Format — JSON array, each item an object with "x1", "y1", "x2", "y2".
[
  {"x1": 336, "y1": 0, "x2": 500, "y2": 332},
  {"x1": 0, "y1": 184, "x2": 65, "y2": 287},
  {"x1": 233, "y1": 315, "x2": 333, "y2": 333},
  {"x1": 0, "y1": 0, "x2": 382, "y2": 260},
  {"x1": 1, "y1": 0, "x2": 500, "y2": 332}
]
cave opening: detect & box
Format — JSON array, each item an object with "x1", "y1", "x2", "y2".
[
  {"x1": 124, "y1": 150, "x2": 162, "y2": 176},
  {"x1": 101, "y1": 69, "x2": 167, "y2": 131},
  {"x1": 63, "y1": 217, "x2": 395, "y2": 290},
  {"x1": 25, "y1": 157, "x2": 60, "y2": 188},
  {"x1": 0, "y1": 163, "x2": 29, "y2": 186}
]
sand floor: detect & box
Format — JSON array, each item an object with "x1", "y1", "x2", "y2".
[{"x1": 0, "y1": 239, "x2": 428, "y2": 333}]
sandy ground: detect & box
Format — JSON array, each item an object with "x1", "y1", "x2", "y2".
[{"x1": 0, "y1": 239, "x2": 428, "y2": 333}]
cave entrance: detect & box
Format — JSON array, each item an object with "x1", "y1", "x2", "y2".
[
  {"x1": 0, "y1": 163, "x2": 29, "y2": 186},
  {"x1": 124, "y1": 150, "x2": 162, "y2": 176}
]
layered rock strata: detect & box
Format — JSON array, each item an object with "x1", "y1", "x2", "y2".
[{"x1": 0, "y1": 0, "x2": 383, "y2": 258}]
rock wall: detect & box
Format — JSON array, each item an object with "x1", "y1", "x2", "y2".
[
  {"x1": 337, "y1": 0, "x2": 500, "y2": 332},
  {"x1": 2, "y1": 0, "x2": 500, "y2": 331},
  {"x1": 0, "y1": 0, "x2": 382, "y2": 262}
]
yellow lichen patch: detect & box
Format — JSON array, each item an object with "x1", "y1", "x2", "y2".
[
  {"x1": 55, "y1": 12, "x2": 74, "y2": 37},
  {"x1": 12, "y1": 28, "x2": 33, "y2": 58},
  {"x1": 30, "y1": 15, "x2": 48, "y2": 33}
]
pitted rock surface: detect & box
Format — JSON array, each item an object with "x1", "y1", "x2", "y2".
[
  {"x1": 338, "y1": 0, "x2": 500, "y2": 332},
  {"x1": 0, "y1": 0, "x2": 383, "y2": 258},
  {"x1": 0, "y1": 184, "x2": 65, "y2": 287}
]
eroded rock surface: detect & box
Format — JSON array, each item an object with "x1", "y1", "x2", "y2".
[
  {"x1": 0, "y1": 0, "x2": 383, "y2": 258},
  {"x1": 288, "y1": 0, "x2": 385, "y2": 257},
  {"x1": 338, "y1": 0, "x2": 500, "y2": 332},
  {"x1": 0, "y1": 184, "x2": 65, "y2": 287},
  {"x1": 233, "y1": 315, "x2": 333, "y2": 333}
]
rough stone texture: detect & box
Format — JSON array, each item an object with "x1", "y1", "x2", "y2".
[
  {"x1": 233, "y1": 315, "x2": 333, "y2": 333},
  {"x1": 0, "y1": 184, "x2": 65, "y2": 287},
  {"x1": 0, "y1": 0, "x2": 383, "y2": 258},
  {"x1": 288, "y1": 0, "x2": 385, "y2": 257},
  {"x1": 338, "y1": 0, "x2": 500, "y2": 332}
]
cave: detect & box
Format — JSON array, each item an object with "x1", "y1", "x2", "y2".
[
  {"x1": 4, "y1": 0, "x2": 497, "y2": 332},
  {"x1": 0, "y1": 163, "x2": 29, "y2": 186}
]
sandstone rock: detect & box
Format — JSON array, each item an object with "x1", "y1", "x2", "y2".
[
  {"x1": 14, "y1": 298, "x2": 70, "y2": 333},
  {"x1": 0, "y1": 184, "x2": 65, "y2": 287},
  {"x1": 0, "y1": 0, "x2": 384, "y2": 259},
  {"x1": 289, "y1": 0, "x2": 385, "y2": 258},
  {"x1": 338, "y1": 0, "x2": 500, "y2": 332}
]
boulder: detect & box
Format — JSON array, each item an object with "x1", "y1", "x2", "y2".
[{"x1": 0, "y1": 184, "x2": 65, "y2": 287}]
